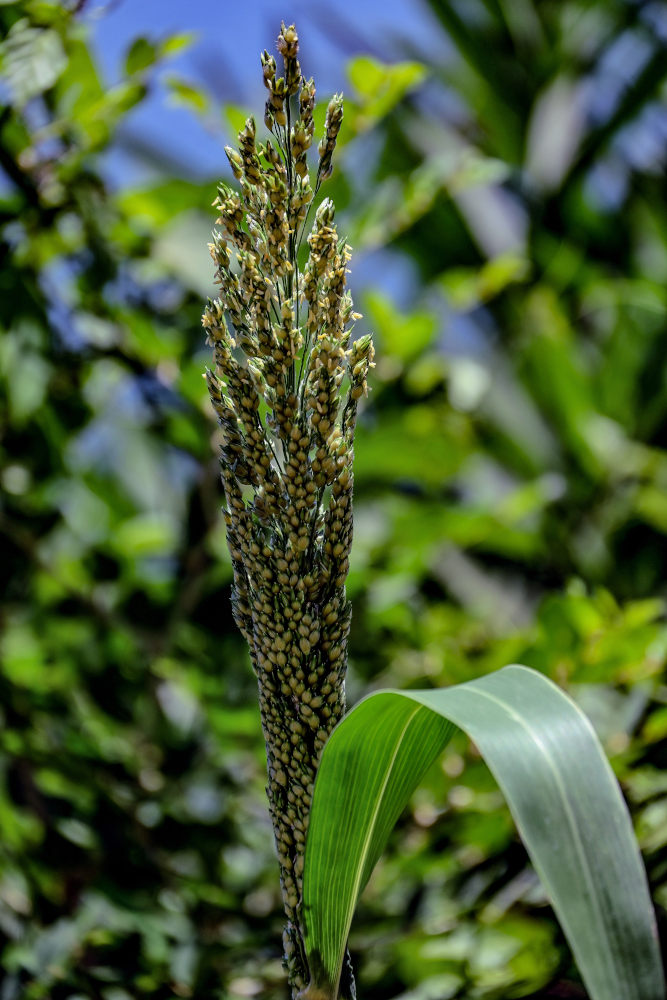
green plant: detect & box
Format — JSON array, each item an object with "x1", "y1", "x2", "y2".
[
  {"x1": 205, "y1": 23, "x2": 664, "y2": 1000},
  {"x1": 301, "y1": 667, "x2": 664, "y2": 1000},
  {"x1": 2, "y1": 2, "x2": 665, "y2": 997}
]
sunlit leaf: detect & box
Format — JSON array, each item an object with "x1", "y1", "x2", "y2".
[
  {"x1": 364, "y1": 291, "x2": 436, "y2": 362},
  {"x1": 301, "y1": 666, "x2": 664, "y2": 1000},
  {"x1": 347, "y1": 55, "x2": 425, "y2": 125},
  {"x1": 166, "y1": 75, "x2": 209, "y2": 114},
  {"x1": 124, "y1": 37, "x2": 158, "y2": 76},
  {"x1": 1, "y1": 18, "x2": 66, "y2": 105},
  {"x1": 159, "y1": 31, "x2": 198, "y2": 57}
]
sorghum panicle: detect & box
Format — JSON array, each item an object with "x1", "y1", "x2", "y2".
[{"x1": 203, "y1": 22, "x2": 373, "y2": 999}]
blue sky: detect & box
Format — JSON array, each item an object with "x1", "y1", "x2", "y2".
[{"x1": 87, "y1": 0, "x2": 445, "y2": 184}]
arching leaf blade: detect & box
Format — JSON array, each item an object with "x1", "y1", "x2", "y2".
[
  {"x1": 301, "y1": 665, "x2": 664, "y2": 1000},
  {"x1": 299, "y1": 695, "x2": 454, "y2": 997}
]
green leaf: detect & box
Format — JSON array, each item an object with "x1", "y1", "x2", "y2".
[
  {"x1": 54, "y1": 35, "x2": 104, "y2": 117},
  {"x1": 521, "y1": 286, "x2": 602, "y2": 476},
  {"x1": 1, "y1": 19, "x2": 67, "y2": 105},
  {"x1": 165, "y1": 75, "x2": 209, "y2": 114},
  {"x1": 124, "y1": 37, "x2": 158, "y2": 76},
  {"x1": 159, "y1": 31, "x2": 197, "y2": 58},
  {"x1": 223, "y1": 103, "x2": 253, "y2": 138},
  {"x1": 347, "y1": 55, "x2": 425, "y2": 124},
  {"x1": 301, "y1": 665, "x2": 664, "y2": 1000},
  {"x1": 113, "y1": 513, "x2": 177, "y2": 558},
  {"x1": 348, "y1": 55, "x2": 424, "y2": 101},
  {"x1": 364, "y1": 290, "x2": 437, "y2": 362},
  {"x1": 124, "y1": 33, "x2": 195, "y2": 76},
  {"x1": 116, "y1": 179, "x2": 214, "y2": 228},
  {"x1": 440, "y1": 253, "x2": 530, "y2": 310}
]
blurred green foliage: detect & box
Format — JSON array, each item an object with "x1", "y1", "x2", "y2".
[{"x1": 0, "y1": 1, "x2": 666, "y2": 998}]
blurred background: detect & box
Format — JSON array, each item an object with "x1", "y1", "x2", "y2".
[{"x1": 1, "y1": 0, "x2": 667, "y2": 997}]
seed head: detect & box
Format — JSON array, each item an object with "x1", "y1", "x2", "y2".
[
  {"x1": 277, "y1": 22, "x2": 301, "y2": 95},
  {"x1": 318, "y1": 93, "x2": 344, "y2": 181},
  {"x1": 203, "y1": 24, "x2": 369, "y2": 999}
]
